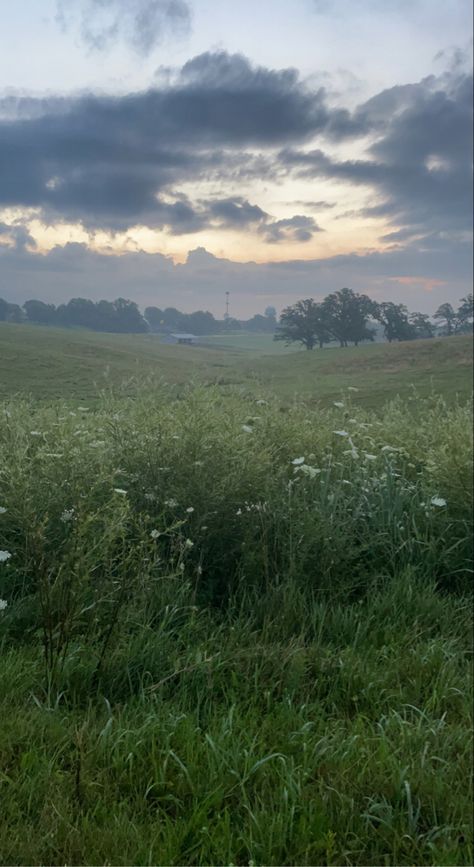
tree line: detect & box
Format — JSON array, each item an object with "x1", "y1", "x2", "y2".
[
  {"x1": 275, "y1": 290, "x2": 473, "y2": 350},
  {"x1": 0, "y1": 296, "x2": 278, "y2": 335},
  {"x1": 0, "y1": 291, "x2": 472, "y2": 342}
]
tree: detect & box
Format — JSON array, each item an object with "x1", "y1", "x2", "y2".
[
  {"x1": 0, "y1": 298, "x2": 8, "y2": 321},
  {"x1": 322, "y1": 288, "x2": 376, "y2": 347},
  {"x1": 275, "y1": 299, "x2": 331, "y2": 350},
  {"x1": 264, "y1": 305, "x2": 277, "y2": 321},
  {"x1": 144, "y1": 306, "x2": 164, "y2": 332},
  {"x1": 23, "y1": 299, "x2": 58, "y2": 325},
  {"x1": 113, "y1": 298, "x2": 148, "y2": 333},
  {"x1": 456, "y1": 294, "x2": 473, "y2": 333},
  {"x1": 187, "y1": 310, "x2": 218, "y2": 335},
  {"x1": 409, "y1": 312, "x2": 435, "y2": 339},
  {"x1": 5, "y1": 303, "x2": 24, "y2": 323},
  {"x1": 374, "y1": 302, "x2": 414, "y2": 342},
  {"x1": 433, "y1": 302, "x2": 456, "y2": 336}
]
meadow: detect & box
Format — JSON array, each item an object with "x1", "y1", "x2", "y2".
[
  {"x1": 0, "y1": 323, "x2": 472, "y2": 407},
  {"x1": 0, "y1": 326, "x2": 472, "y2": 865}
]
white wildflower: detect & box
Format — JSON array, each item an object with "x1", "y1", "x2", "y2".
[
  {"x1": 255, "y1": 399, "x2": 268, "y2": 406},
  {"x1": 150, "y1": 529, "x2": 161, "y2": 539},
  {"x1": 347, "y1": 387, "x2": 359, "y2": 392},
  {"x1": 298, "y1": 465, "x2": 321, "y2": 479},
  {"x1": 431, "y1": 496, "x2": 447, "y2": 508},
  {"x1": 30, "y1": 431, "x2": 42, "y2": 437},
  {"x1": 164, "y1": 498, "x2": 178, "y2": 508},
  {"x1": 381, "y1": 445, "x2": 398, "y2": 453},
  {"x1": 236, "y1": 508, "x2": 242, "y2": 516},
  {"x1": 0, "y1": 598, "x2": 7, "y2": 611},
  {"x1": 44, "y1": 453, "x2": 64, "y2": 458},
  {"x1": 60, "y1": 508, "x2": 75, "y2": 523},
  {"x1": 184, "y1": 539, "x2": 194, "y2": 549},
  {"x1": 194, "y1": 460, "x2": 204, "y2": 467},
  {"x1": 186, "y1": 507, "x2": 195, "y2": 513},
  {"x1": 0, "y1": 507, "x2": 6, "y2": 514},
  {"x1": 113, "y1": 488, "x2": 127, "y2": 495},
  {"x1": 78, "y1": 406, "x2": 90, "y2": 412},
  {"x1": 364, "y1": 453, "x2": 377, "y2": 461},
  {"x1": 242, "y1": 425, "x2": 253, "y2": 433},
  {"x1": 291, "y1": 457, "x2": 305, "y2": 465},
  {"x1": 0, "y1": 551, "x2": 12, "y2": 563},
  {"x1": 144, "y1": 493, "x2": 156, "y2": 501},
  {"x1": 333, "y1": 401, "x2": 344, "y2": 408},
  {"x1": 333, "y1": 430, "x2": 349, "y2": 437}
]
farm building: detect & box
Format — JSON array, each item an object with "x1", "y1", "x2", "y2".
[{"x1": 165, "y1": 333, "x2": 199, "y2": 345}]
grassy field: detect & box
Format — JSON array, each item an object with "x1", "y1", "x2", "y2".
[
  {"x1": 0, "y1": 382, "x2": 472, "y2": 865},
  {"x1": 0, "y1": 324, "x2": 472, "y2": 865},
  {"x1": 0, "y1": 322, "x2": 472, "y2": 408}
]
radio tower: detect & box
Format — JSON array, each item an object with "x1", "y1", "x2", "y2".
[{"x1": 224, "y1": 291, "x2": 230, "y2": 320}]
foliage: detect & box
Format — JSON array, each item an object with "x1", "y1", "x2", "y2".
[
  {"x1": 0, "y1": 384, "x2": 472, "y2": 864},
  {"x1": 275, "y1": 289, "x2": 380, "y2": 348},
  {"x1": 434, "y1": 302, "x2": 457, "y2": 336},
  {"x1": 275, "y1": 298, "x2": 331, "y2": 349},
  {"x1": 321, "y1": 287, "x2": 377, "y2": 347}
]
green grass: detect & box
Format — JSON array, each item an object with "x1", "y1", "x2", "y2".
[
  {"x1": 0, "y1": 385, "x2": 472, "y2": 865},
  {"x1": 1, "y1": 323, "x2": 472, "y2": 408},
  {"x1": 199, "y1": 331, "x2": 300, "y2": 353}
]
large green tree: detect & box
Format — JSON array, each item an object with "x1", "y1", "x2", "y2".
[
  {"x1": 374, "y1": 302, "x2": 414, "y2": 342},
  {"x1": 322, "y1": 288, "x2": 377, "y2": 347},
  {"x1": 274, "y1": 299, "x2": 331, "y2": 350},
  {"x1": 434, "y1": 302, "x2": 457, "y2": 336}
]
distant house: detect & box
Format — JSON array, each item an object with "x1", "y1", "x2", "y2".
[{"x1": 165, "y1": 333, "x2": 199, "y2": 345}]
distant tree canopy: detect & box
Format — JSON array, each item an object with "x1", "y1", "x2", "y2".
[
  {"x1": 0, "y1": 290, "x2": 472, "y2": 340},
  {"x1": 434, "y1": 295, "x2": 473, "y2": 336},
  {"x1": 274, "y1": 290, "x2": 471, "y2": 349},
  {"x1": 276, "y1": 289, "x2": 377, "y2": 350}
]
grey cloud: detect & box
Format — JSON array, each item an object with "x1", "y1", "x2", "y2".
[
  {"x1": 56, "y1": 0, "x2": 191, "y2": 55},
  {"x1": 280, "y1": 69, "x2": 473, "y2": 240},
  {"x1": 262, "y1": 215, "x2": 322, "y2": 244},
  {"x1": 204, "y1": 197, "x2": 268, "y2": 227},
  {"x1": 1, "y1": 236, "x2": 471, "y2": 317},
  {"x1": 0, "y1": 51, "x2": 365, "y2": 232}
]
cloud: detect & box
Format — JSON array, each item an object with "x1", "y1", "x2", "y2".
[
  {"x1": 262, "y1": 215, "x2": 322, "y2": 244},
  {"x1": 204, "y1": 197, "x2": 268, "y2": 227},
  {"x1": 280, "y1": 68, "x2": 473, "y2": 240},
  {"x1": 0, "y1": 52, "x2": 471, "y2": 252},
  {"x1": 56, "y1": 0, "x2": 191, "y2": 55},
  {"x1": 0, "y1": 51, "x2": 366, "y2": 232},
  {"x1": 1, "y1": 236, "x2": 471, "y2": 317}
]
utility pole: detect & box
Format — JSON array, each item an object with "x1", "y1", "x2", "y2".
[{"x1": 224, "y1": 291, "x2": 230, "y2": 320}]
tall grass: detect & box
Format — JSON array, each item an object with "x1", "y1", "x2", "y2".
[{"x1": 0, "y1": 385, "x2": 472, "y2": 865}]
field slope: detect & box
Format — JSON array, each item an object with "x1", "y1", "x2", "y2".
[{"x1": 0, "y1": 323, "x2": 472, "y2": 406}]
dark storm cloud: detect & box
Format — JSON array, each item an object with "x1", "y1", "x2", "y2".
[
  {"x1": 56, "y1": 0, "x2": 191, "y2": 55},
  {"x1": 281, "y1": 69, "x2": 473, "y2": 240}
]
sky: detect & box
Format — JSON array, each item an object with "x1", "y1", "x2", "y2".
[{"x1": 0, "y1": 0, "x2": 472, "y2": 318}]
